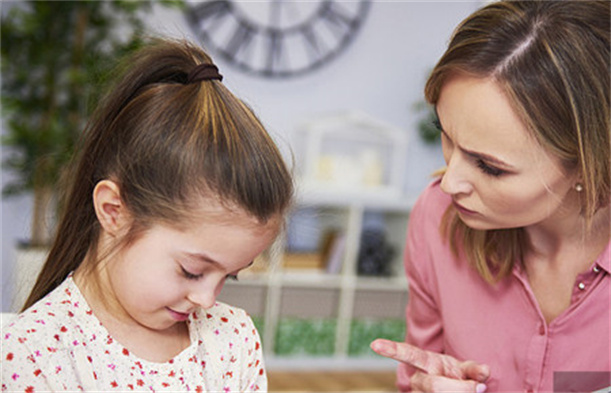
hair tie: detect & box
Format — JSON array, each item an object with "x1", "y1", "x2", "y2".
[{"x1": 186, "y1": 63, "x2": 223, "y2": 84}]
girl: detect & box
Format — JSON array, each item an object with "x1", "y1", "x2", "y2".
[
  {"x1": 2, "y1": 38, "x2": 293, "y2": 392},
  {"x1": 371, "y1": 1, "x2": 610, "y2": 392}
]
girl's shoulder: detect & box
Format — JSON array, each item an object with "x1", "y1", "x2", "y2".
[
  {"x1": 189, "y1": 301, "x2": 259, "y2": 340},
  {"x1": 191, "y1": 301, "x2": 253, "y2": 328},
  {"x1": 3, "y1": 277, "x2": 91, "y2": 349}
]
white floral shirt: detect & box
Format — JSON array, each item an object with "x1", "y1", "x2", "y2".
[{"x1": 1, "y1": 277, "x2": 266, "y2": 392}]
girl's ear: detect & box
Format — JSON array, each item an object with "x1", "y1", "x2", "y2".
[{"x1": 93, "y1": 180, "x2": 130, "y2": 237}]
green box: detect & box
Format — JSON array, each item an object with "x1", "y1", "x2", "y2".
[
  {"x1": 274, "y1": 318, "x2": 337, "y2": 356},
  {"x1": 348, "y1": 319, "x2": 406, "y2": 357}
]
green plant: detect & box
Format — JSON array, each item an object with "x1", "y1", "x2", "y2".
[
  {"x1": 1, "y1": 0, "x2": 183, "y2": 247},
  {"x1": 413, "y1": 101, "x2": 441, "y2": 145}
]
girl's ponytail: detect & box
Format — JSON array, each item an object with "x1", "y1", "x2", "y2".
[{"x1": 22, "y1": 39, "x2": 294, "y2": 311}]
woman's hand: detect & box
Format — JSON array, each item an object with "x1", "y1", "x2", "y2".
[{"x1": 370, "y1": 339, "x2": 490, "y2": 393}]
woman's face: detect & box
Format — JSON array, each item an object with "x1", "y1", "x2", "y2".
[{"x1": 436, "y1": 74, "x2": 579, "y2": 231}]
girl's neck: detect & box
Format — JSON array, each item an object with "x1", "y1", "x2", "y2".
[{"x1": 73, "y1": 257, "x2": 191, "y2": 363}]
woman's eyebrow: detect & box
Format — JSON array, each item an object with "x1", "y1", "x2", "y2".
[{"x1": 462, "y1": 144, "x2": 516, "y2": 169}]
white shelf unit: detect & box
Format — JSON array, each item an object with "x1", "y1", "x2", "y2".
[
  {"x1": 218, "y1": 111, "x2": 415, "y2": 364},
  {"x1": 218, "y1": 190, "x2": 415, "y2": 363}
]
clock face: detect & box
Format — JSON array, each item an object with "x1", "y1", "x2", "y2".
[{"x1": 185, "y1": 0, "x2": 371, "y2": 78}]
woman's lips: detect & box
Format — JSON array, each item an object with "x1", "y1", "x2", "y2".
[
  {"x1": 453, "y1": 200, "x2": 477, "y2": 215},
  {"x1": 167, "y1": 308, "x2": 190, "y2": 322}
]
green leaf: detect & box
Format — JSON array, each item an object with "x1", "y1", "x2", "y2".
[{"x1": 1, "y1": 0, "x2": 186, "y2": 199}]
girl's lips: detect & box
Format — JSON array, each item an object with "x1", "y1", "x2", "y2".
[
  {"x1": 453, "y1": 200, "x2": 477, "y2": 215},
  {"x1": 167, "y1": 308, "x2": 190, "y2": 322}
]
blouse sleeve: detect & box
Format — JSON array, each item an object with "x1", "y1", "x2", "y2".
[
  {"x1": 397, "y1": 181, "x2": 446, "y2": 392},
  {"x1": 2, "y1": 320, "x2": 57, "y2": 393},
  {"x1": 238, "y1": 313, "x2": 267, "y2": 392}
]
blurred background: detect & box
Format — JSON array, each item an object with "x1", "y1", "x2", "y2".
[{"x1": 1, "y1": 0, "x2": 481, "y2": 388}]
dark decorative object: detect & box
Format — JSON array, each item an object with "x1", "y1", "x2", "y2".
[
  {"x1": 357, "y1": 228, "x2": 395, "y2": 276},
  {"x1": 185, "y1": 0, "x2": 371, "y2": 78}
]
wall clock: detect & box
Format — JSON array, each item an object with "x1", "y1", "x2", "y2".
[{"x1": 185, "y1": 0, "x2": 371, "y2": 79}]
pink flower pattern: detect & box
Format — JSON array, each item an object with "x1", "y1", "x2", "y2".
[{"x1": 1, "y1": 277, "x2": 266, "y2": 392}]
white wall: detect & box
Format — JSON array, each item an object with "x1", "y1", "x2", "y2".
[{"x1": 1, "y1": 1, "x2": 481, "y2": 311}]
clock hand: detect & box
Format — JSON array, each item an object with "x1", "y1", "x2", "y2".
[{"x1": 270, "y1": 0, "x2": 282, "y2": 31}]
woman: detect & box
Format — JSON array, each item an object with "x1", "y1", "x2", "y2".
[{"x1": 371, "y1": 1, "x2": 610, "y2": 392}]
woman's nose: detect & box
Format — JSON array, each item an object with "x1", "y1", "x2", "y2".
[{"x1": 440, "y1": 154, "x2": 473, "y2": 196}]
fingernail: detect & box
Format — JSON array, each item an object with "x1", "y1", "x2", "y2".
[
  {"x1": 476, "y1": 383, "x2": 487, "y2": 393},
  {"x1": 370, "y1": 340, "x2": 395, "y2": 357}
]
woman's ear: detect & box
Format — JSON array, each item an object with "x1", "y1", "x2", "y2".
[
  {"x1": 93, "y1": 180, "x2": 130, "y2": 237},
  {"x1": 572, "y1": 170, "x2": 584, "y2": 192}
]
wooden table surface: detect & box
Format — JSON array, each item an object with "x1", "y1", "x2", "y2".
[{"x1": 268, "y1": 370, "x2": 397, "y2": 392}]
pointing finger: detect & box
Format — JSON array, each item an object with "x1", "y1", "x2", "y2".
[{"x1": 370, "y1": 338, "x2": 432, "y2": 373}]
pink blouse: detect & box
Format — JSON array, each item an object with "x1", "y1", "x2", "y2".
[{"x1": 398, "y1": 179, "x2": 611, "y2": 392}]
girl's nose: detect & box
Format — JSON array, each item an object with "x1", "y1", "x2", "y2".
[{"x1": 187, "y1": 283, "x2": 219, "y2": 310}]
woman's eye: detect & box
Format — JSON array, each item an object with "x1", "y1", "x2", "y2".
[
  {"x1": 477, "y1": 159, "x2": 505, "y2": 177},
  {"x1": 226, "y1": 274, "x2": 239, "y2": 281},
  {"x1": 432, "y1": 118, "x2": 442, "y2": 130},
  {"x1": 181, "y1": 266, "x2": 203, "y2": 280}
]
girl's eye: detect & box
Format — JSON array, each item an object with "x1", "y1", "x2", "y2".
[
  {"x1": 181, "y1": 266, "x2": 203, "y2": 280},
  {"x1": 477, "y1": 159, "x2": 505, "y2": 177},
  {"x1": 432, "y1": 118, "x2": 442, "y2": 130},
  {"x1": 226, "y1": 274, "x2": 239, "y2": 281}
]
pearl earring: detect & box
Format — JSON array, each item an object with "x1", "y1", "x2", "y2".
[{"x1": 575, "y1": 183, "x2": 584, "y2": 192}]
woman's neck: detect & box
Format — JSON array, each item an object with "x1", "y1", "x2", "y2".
[
  {"x1": 523, "y1": 205, "x2": 609, "y2": 324},
  {"x1": 525, "y1": 204, "x2": 610, "y2": 269}
]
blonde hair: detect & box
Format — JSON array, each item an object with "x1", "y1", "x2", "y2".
[
  {"x1": 23, "y1": 39, "x2": 294, "y2": 310},
  {"x1": 426, "y1": 1, "x2": 610, "y2": 283}
]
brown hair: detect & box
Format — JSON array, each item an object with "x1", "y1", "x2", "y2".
[
  {"x1": 426, "y1": 0, "x2": 610, "y2": 283},
  {"x1": 22, "y1": 39, "x2": 294, "y2": 310}
]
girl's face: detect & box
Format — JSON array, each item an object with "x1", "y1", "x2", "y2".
[
  {"x1": 103, "y1": 200, "x2": 279, "y2": 333},
  {"x1": 436, "y1": 74, "x2": 579, "y2": 231}
]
